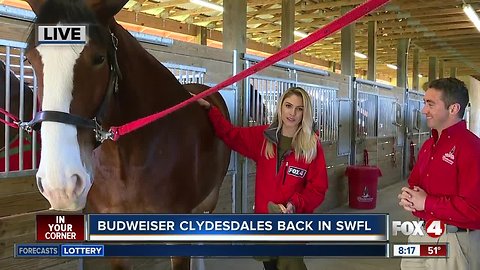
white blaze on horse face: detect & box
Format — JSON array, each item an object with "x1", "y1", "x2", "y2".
[{"x1": 35, "y1": 44, "x2": 92, "y2": 211}]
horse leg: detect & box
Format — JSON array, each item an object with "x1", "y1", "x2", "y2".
[
  {"x1": 191, "y1": 185, "x2": 220, "y2": 214},
  {"x1": 187, "y1": 178, "x2": 221, "y2": 270},
  {"x1": 171, "y1": 257, "x2": 190, "y2": 270}
]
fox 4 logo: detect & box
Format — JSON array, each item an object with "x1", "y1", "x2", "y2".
[{"x1": 392, "y1": 219, "x2": 445, "y2": 238}]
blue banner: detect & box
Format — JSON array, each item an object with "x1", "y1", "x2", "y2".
[
  {"x1": 87, "y1": 214, "x2": 387, "y2": 242},
  {"x1": 61, "y1": 244, "x2": 104, "y2": 257},
  {"x1": 15, "y1": 244, "x2": 60, "y2": 257},
  {"x1": 15, "y1": 243, "x2": 388, "y2": 257}
]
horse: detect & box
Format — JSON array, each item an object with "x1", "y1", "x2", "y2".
[
  {"x1": 24, "y1": 0, "x2": 231, "y2": 269},
  {"x1": 248, "y1": 84, "x2": 268, "y2": 125},
  {"x1": 0, "y1": 61, "x2": 37, "y2": 171}
]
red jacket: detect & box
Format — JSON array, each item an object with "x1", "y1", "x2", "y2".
[
  {"x1": 208, "y1": 106, "x2": 328, "y2": 214},
  {"x1": 409, "y1": 120, "x2": 480, "y2": 229}
]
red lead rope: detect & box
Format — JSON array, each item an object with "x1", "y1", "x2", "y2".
[
  {"x1": 109, "y1": 0, "x2": 391, "y2": 141},
  {"x1": 0, "y1": 108, "x2": 20, "y2": 128}
]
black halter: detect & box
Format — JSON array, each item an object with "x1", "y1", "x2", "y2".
[{"x1": 20, "y1": 31, "x2": 122, "y2": 145}]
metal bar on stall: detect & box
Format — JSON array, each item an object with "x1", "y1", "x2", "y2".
[
  {"x1": 321, "y1": 91, "x2": 325, "y2": 141},
  {"x1": 253, "y1": 82, "x2": 259, "y2": 125},
  {"x1": 329, "y1": 90, "x2": 333, "y2": 142},
  {"x1": 376, "y1": 93, "x2": 380, "y2": 164},
  {"x1": 19, "y1": 48, "x2": 25, "y2": 170},
  {"x1": 32, "y1": 68, "x2": 38, "y2": 170},
  {"x1": 185, "y1": 70, "x2": 190, "y2": 83},
  {"x1": 241, "y1": 56, "x2": 249, "y2": 213},
  {"x1": 334, "y1": 90, "x2": 337, "y2": 141},
  {"x1": 331, "y1": 90, "x2": 335, "y2": 142},
  {"x1": 264, "y1": 79, "x2": 270, "y2": 124},
  {"x1": 351, "y1": 79, "x2": 357, "y2": 165},
  {"x1": 242, "y1": 54, "x2": 330, "y2": 77},
  {"x1": 4, "y1": 46, "x2": 11, "y2": 172},
  {"x1": 356, "y1": 78, "x2": 393, "y2": 90},
  {"x1": 259, "y1": 79, "x2": 265, "y2": 124}
]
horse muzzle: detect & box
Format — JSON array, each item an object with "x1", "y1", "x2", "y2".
[{"x1": 36, "y1": 171, "x2": 92, "y2": 211}]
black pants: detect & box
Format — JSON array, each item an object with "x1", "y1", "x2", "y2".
[{"x1": 263, "y1": 259, "x2": 278, "y2": 270}]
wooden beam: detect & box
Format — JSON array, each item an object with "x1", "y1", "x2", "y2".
[
  {"x1": 377, "y1": 23, "x2": 474, "y2": 35},
  {"x1": 139, "y1": 0, "x2": 190, "y2": 12},
  {"x1": 115, "y1": 9, "x2": 200, "y2": 36}
]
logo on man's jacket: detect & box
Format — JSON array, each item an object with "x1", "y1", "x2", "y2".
[
  {"x1": 442, "y1": 146, "x2": 456, "y2": 165},
  {"x1": 287, "y1": 166, "x2": 307, "y2": 178}
]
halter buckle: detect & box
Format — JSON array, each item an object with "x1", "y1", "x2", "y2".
[
  {"x1": 94, "y1": 118, "x2": 113, "y2": 143},
  {"x1": 18, "y1": 121, "x2": 33, "y2": 133}
]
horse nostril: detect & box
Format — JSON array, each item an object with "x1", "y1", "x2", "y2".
[
  {"x1": 72, "y1": 174, "x2": 86, "y2": 196},
  {"x1": 36, "y1": 177, "x2": 44, "y2": 193}
]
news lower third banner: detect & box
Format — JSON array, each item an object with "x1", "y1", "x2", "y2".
[
  {"x1": 87, "y1": 214, "x2": 387, "y2": 241},
  {"x1": 15, "y1": 243, "x2": 389, "y2": 257}
]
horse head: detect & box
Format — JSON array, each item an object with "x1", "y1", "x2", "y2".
[{"x1": 25, "y1": 0, "x2": 128, "y2": 211}]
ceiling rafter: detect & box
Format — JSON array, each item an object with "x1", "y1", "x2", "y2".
[{"x1": 121, "y1": 0, "x2": 480, "y2": 78}]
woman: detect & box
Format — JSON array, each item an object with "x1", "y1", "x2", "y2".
[{"x1": 198, "y1": 86, "x2": 328, "y2": 270}]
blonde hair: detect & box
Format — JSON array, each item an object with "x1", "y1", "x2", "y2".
[{"x1": 264, "y1": 87, "x2": 318, "y2": 163}]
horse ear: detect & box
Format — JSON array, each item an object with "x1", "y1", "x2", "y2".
[
  {"x1": 87, "y1": 0, "x2": 129, "y2": 23},
  {"x1": 25, "y1": 0, "x2": 47, "y2": 15}
]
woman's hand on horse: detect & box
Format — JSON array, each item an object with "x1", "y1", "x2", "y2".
[
  {"x1": 190, "y1": 93, "x2": 211, "y2": 109},
  {"x1": 197, "y1": 98, "x2": 211, "y2": 109}
]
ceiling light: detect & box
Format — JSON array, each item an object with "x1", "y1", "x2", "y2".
[
  {"x1": 294, "y1": 30, "x2": 308, "y2": 38},
  {"x1": 354, "y1": 52, "x2": 367, "y2": 59},
  {"x1": 463, "y1": 4, "x2": 480, "y2": 32},
  {"x1": 386, "y1": 64, "x2": 397, "y2": 70},
  {"x1": 190, "y1": 0, "x2": 224, "y2": 12}
]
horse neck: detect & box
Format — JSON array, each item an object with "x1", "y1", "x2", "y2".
[{"x1": 108, "y1": 22, "x2": 189, "y2": 121}]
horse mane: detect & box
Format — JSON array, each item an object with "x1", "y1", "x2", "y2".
[
  {"x1": 107, "y1": 21, "x2": 192, "y2": 111},
  {"x1": 249, "y1": 84, "x2": 268, "y2": 124},
  {"x1": 25, "y1": 0, "x2": 192, "y2": 128}
]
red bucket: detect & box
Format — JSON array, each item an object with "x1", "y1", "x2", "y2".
[{"x1": 345, "y1": 166, "x2": 382, "y2": 209}]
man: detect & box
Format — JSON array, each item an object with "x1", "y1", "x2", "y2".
[{"x1": 399, "y1": 78, "x2": 480, "y2": 270}]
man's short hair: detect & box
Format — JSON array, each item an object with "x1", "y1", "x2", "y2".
[{"x1": 428, "y1": 78, "x2": 469, "y2": 118}]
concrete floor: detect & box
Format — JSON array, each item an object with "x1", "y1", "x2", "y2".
[{"x1": 203, "y1": 180, "x2": 411, "y2": 270}]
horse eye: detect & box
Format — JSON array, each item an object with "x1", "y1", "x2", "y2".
[{"x1": 93, "y1": 54, "x2": 106, "y2": 65}]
